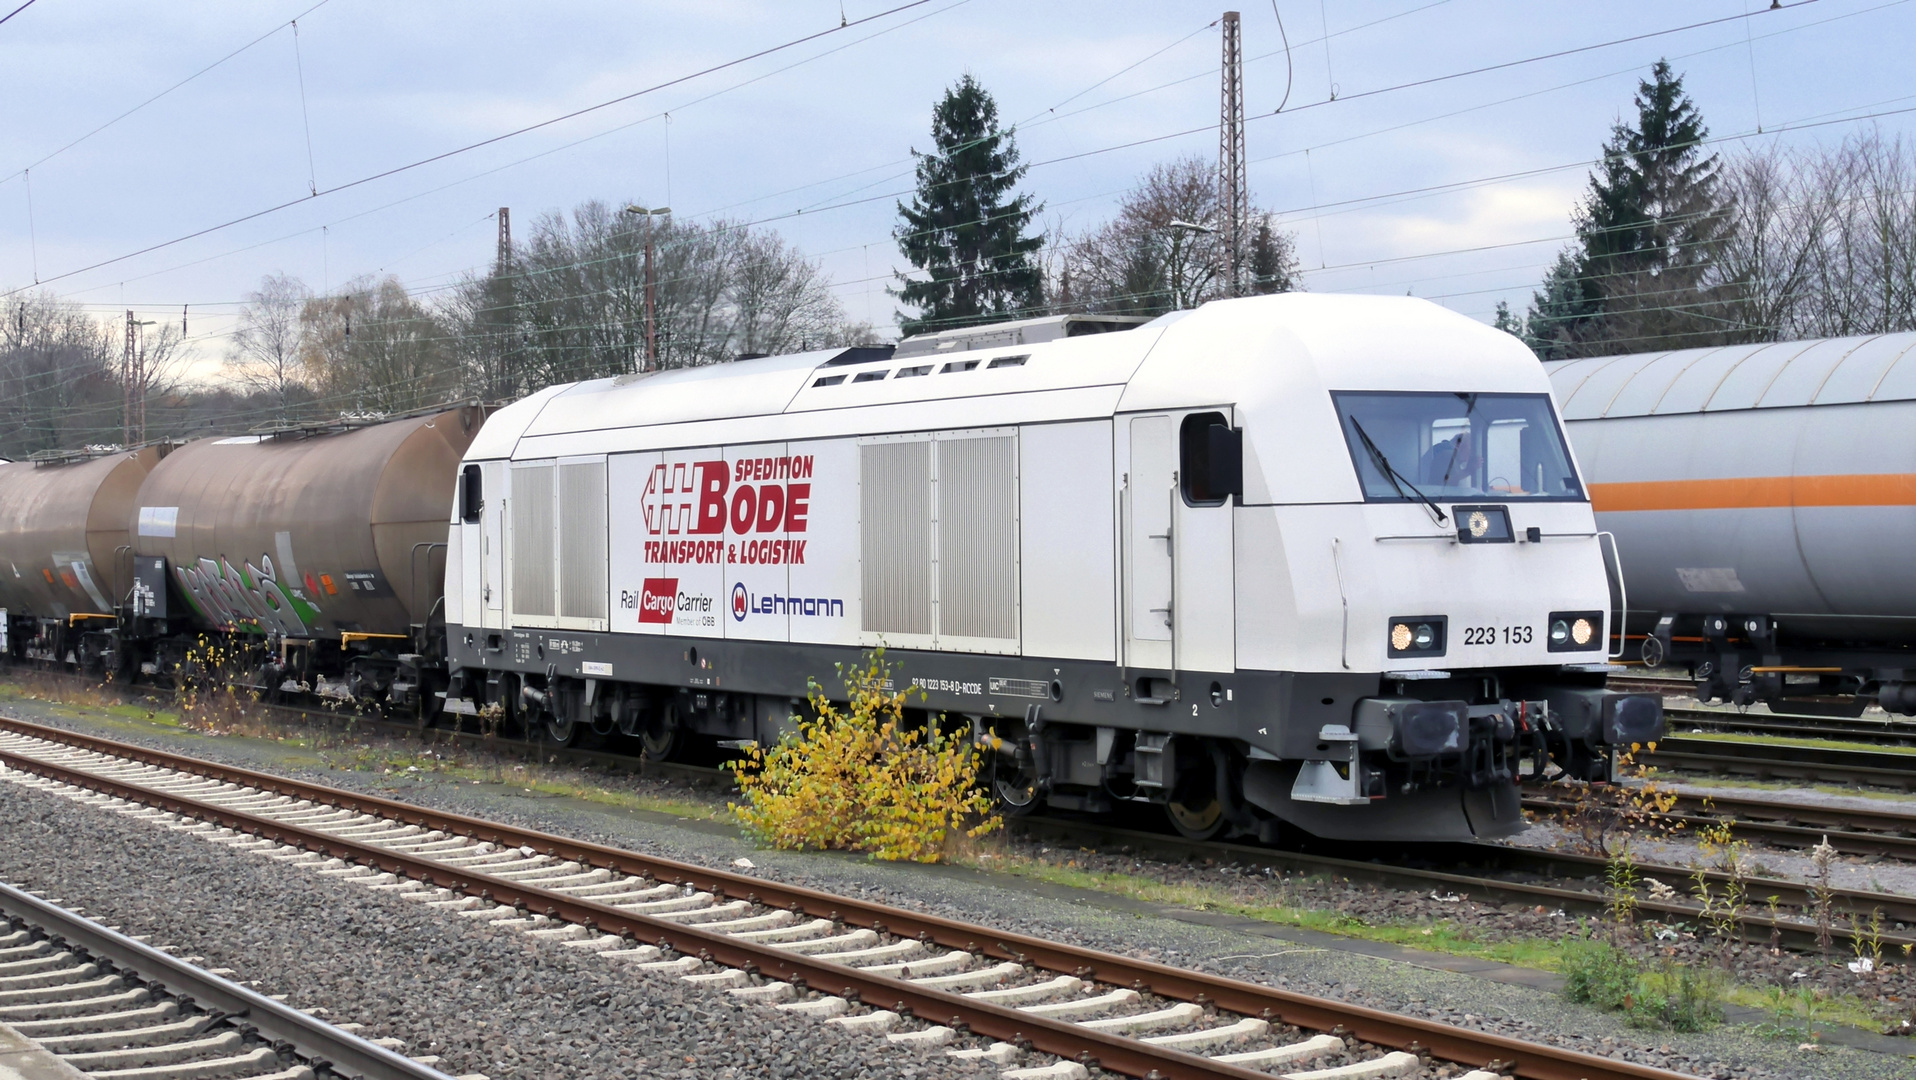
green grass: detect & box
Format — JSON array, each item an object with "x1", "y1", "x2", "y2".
[
  {"x1": 1674, "y1": 730, "x2": 1916, "y2": 757},
  {"x1": 1675, "y1": 775, "x2": 1916, "y2": 803},
  {"x1": 971, "y1": 852, "x2": 1564, "y2": 970}
]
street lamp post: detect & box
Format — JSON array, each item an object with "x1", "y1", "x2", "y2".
[
  {"x1": 1165, "y1": 218, "x2": 1216, "y2": 311},
  {"x1": 622, "y1": 205, "x2": 672, "y2": 370}
]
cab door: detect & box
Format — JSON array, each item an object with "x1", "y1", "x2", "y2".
[
  {"x1": 479, "y1": 460, "x2": 506, "y2": 630},
  {"x1": 1121, "y1": 410, "x2": 1238, "y2": 676},
  {"x1": 1123, "y1": 416, "x2": 1176, "y2": 671}
]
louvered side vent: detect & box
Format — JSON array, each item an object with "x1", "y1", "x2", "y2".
[
  {"x1": 937, "y1": 436, "x2": 1018, "y2": 640},
  {"x1": 510, "y1": 461, "x2": 556, "y2": 620},
  {"x1": 860, "y1": 440, "x2": 932, "y2": 635},
  {"x1": 559, "y1": 460, "x2": 608, "y2": 622}
]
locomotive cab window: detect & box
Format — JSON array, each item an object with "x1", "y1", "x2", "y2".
[
  {"x1": 1332, "y1": 391, "x2": 1583, "y2": 502},
  {"x1": 1179, "y1": 412, "x2": 1242, "y2": 506},
  {"x1": 459, "y1": 464, "x2": 483, "y2": 523}
]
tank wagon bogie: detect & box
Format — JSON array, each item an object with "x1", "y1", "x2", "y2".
[
  {"x1": 439, "y1": 295, "x2": 1660, "y2": 842},
  {"x1": 1546, "y1": 333, "x2": 1916, "y2": 716}
]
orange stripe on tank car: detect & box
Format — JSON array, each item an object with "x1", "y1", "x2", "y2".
[{"x1": 1590, "y1": 473, "x2": 1916, "y2": 511}]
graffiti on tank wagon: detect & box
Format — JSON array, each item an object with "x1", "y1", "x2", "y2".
[{"x1": 174, "y1": 554, "x2": 322, "y2": 636}]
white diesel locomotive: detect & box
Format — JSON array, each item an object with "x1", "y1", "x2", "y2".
[{"x1": 442, "y1": 293, "x2": 1662, "y2": 842}]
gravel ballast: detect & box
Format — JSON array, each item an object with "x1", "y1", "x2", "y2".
[
  {"x1": 0, "y1": 776, "x2": 988, "y2": 1080},
  {"x1": 2, "y1": 693, "x2": 1910, "y2": 1079}
]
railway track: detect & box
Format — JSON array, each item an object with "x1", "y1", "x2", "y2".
[
  {"x1": 0, "y1": 715, "x2": 1696, "y2": 1080},
  {"x1": 1520, "y1": 786, "x2": 1916, "y2": 861},
  {"x1": 0, "y1": 879, "x2": 455, "y2": 1080},
  {"x1": 0, "y1": 667, "x2": 729, "y2": 790},
  {"x1": 1643, "y1": 736, "x2": 1916, "y2": 790},
  {"x1": 10, "y1": 676, "x2": 1914, "y2": 952},
  {"x1": 1662, "y1": 707, "x2": 1916, "y2": 747}
]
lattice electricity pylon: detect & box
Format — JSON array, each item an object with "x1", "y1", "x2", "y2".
[{"x1": 1219, "y1": 10, "x2": 1247, "y2": 297}]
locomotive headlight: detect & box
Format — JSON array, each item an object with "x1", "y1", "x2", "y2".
[
  {"x1": 1387, "y1": 615, "x2": 1447, "y2": 658},
  {"x1": 1548, "y1": 610, "x2": 1604, "y2": 652}
]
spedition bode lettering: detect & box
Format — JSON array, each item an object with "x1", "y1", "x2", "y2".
[{"x1": 642, "y1": 456, "x2": 814, "y2": 540}]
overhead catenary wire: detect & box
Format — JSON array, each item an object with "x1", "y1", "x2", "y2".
[
  {"x1": 20, "y1": 0, "x2": 1847, "y2": 314},
  {"x1": 5, "y1": 0, "x2": 1894, "y2": 365},
  {"x1": 0, "y1": 0, "x2": 943, "y2": 299},
  {"x1": 0, "y1": 0, "x2": 37, "y2": 29},
  {"x1": 292, "y1": 19, "x2": 319, "y2": 197},
  {"x1": 0, "y1": 0, "x2": 336, "y2": 190}
]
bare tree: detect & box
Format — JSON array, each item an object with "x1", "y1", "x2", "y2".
[
  {"x1": 301, "y1": 275, "x2": 459, "y2": 415},
  {"x1": 226, "y1": 273, "x2": 311, "y2": 422},
  {"x1": 1059, "y1": 156, "x2": 1298, "y2": 316},
  {"x1": 446, "y1": 200, "x2": 867, "y2": 395},
  {"x1": 0, "y1": 292, "x2": 119, "y2": 458},
  {"x1": 1719, "y1": 132, "x2": 1916, "y2": 341},
  {"x1": 134, "y1": 321, "x2": 195, "y2": 402}
]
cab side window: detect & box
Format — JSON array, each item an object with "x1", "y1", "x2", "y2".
[
  {"x1": 460, "y1": 464, "x2": 483, "y2": 523},
  {"x1": 1179, "y1": 412, "x2": 1241, "y2": 506}
]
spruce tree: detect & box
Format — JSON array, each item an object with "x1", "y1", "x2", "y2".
[
  {"x1": 1524, "y1": 60, "x2": 1735, "y2": 357},
  {"x1": 893, "y1": 76, "x2": 1044, "y2": 335}
]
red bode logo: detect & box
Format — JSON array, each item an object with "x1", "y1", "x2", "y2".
[
  {"x1": 636, "y1": 577, "x2": 677, "y2": 624},
  {"x1": 641, "y1": 456, "x2": 812, "y2": 538}
]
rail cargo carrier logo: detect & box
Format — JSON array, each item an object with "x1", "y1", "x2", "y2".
[
  {"x1": 627, "y1": 577, "x2": 716, "y2": 628},
  {"x1": 641, "y1": 455, "x2": 813, "y2": 566}
]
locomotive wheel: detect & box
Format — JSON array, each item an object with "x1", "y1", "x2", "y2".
[
  {"x1": 544, "y1": 709, "x2": 583, "y2": 747},
  {"x1": 1165, "y1": 737, "x2": 1226, "y2": 840},
  {"x1": 1165, "y1": 797, "x2": 1225, "y2": 840},
  {"x1": 986, "y1": 720, "x2": 1041, "y2": 817},
  {"x1": 639, "y1": 704, "x2": 681, "y2": 761}
]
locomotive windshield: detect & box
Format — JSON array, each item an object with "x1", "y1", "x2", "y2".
[{"x1": 1332, "y1": 391, "x2": 1583, "y2": 502}]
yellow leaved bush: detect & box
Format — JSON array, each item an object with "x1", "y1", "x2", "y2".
[{"x1": 728, "y1": 650, "x2": 1001, "y2": 863}]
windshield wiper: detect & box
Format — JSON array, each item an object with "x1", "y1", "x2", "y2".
[{"x1": 1350, "y1": 420, "x2": 1447, "y2": 525}]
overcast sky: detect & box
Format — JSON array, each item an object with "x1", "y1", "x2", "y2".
[{"x1": 3, "y1": 0, "x2": 1913, "y2": 379}]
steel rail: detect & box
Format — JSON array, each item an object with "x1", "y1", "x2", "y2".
[
  {"x1": 1645, "y1": 738, "x2": 1916, "y2": 790},
  {"x1": 0, "y1": 879, "x2": 452, "y2": 1080},
  {"x1": 1521, "y1": 793, "x2": 1916, "y2": 861},
  {"x1": 0, "y1": 667, "x2": 728, "y2": 789},
  {"x1": 1663, "y1": 707, "x2": 1916, "y2": 747},
  {"x1": 0, "y1": 715, "x2": 1697, "y2": 1080}
]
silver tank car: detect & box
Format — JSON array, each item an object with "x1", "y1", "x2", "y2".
[
  {"x1": 128, "y1": 407, "x2": 486, "y2": 643},
  {"x1": 1545, "y1": 332, "x2": 1916, "y2": 713},
  {"x1": 0, "y1": 446, "x2": 162, "y2": 666}
]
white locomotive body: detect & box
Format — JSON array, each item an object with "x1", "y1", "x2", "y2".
[
  {"x1": 1546, "y1": 331, "x2": 1916, "y2": 715},
  {"x1": 444, "y1": 294, "x2": 1660, "y2": 842}
]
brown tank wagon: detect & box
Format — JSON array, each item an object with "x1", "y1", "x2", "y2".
[
  {"x1": 0, "y1": 406, "x2": 485, "y2": 714},
  {"x1": 0, "y1": 446, "x2": 164, "y2": 665},
  {"x1": 130, "y1": 406, "x2": 484, "y2": 640},
  {"x1": 109, "y1": 405, "x2": 487, "y2": 706}
]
